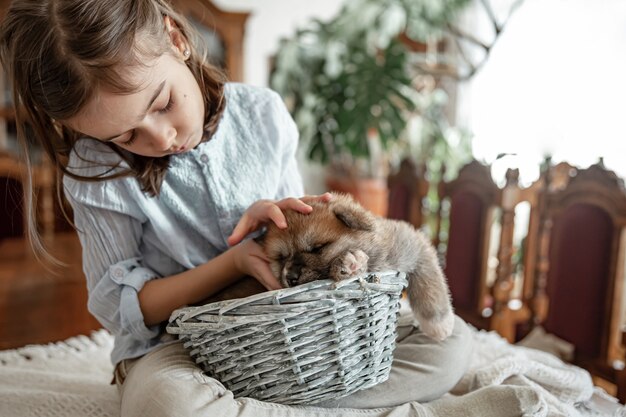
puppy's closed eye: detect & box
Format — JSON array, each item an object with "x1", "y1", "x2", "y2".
[{"x1": 308, "y1": 243, "x2": 329, "y2": 254}]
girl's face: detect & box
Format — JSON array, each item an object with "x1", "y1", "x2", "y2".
[{"x1": 67, "y1": 51, "x2": 205, "y2": 157}]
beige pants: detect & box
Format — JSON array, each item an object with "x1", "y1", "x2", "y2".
[{"x1": 115, "y1": 316, "x2": 472, "y2": 417}]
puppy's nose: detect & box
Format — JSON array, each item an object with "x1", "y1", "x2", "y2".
[
  {"x1": 285, "y1": 269, "x2": 301, "y2": 287},
  {"x1": 283, "y1": 258, "x2": 304, "y2": 287}
]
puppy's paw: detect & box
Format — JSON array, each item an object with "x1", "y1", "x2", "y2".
[
  {"x1": 419, "y1": 311, "x2": 455, "y2": 341},
  {"x1": 329, "y1": 250, "x2": 369, "y2": 281}
]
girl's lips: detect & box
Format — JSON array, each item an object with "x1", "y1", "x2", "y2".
[{"x1": 173, "y1": 136, "x2": 192, "y2": 153}]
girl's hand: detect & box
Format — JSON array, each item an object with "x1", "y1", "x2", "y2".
[
  {"x1": 233, "y1": 239, "x2": 282, "y2": 290},
  {"x1": 227, "y1": 193, "x2": 332, "y2": 246}
]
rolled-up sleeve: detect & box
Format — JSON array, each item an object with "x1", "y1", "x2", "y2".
[
  {"x1": 69, "y1": 197, "x2": 160, "y2": 341},
  {"x1": 91, "y1": 258, "x2": 159, "y2": 340}
]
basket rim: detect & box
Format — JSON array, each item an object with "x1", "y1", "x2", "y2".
[{"x1": 168, "y1": 271, "x2": 407, "y2": 324}]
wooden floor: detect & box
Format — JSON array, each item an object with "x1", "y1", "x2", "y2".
[{"x1": 0, "y1": 232, "x2": 101, "y2": 349}]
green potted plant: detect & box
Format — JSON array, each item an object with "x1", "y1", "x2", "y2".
[{"x1": 270, "y1": 0, "x2": 471, "y2": 215}]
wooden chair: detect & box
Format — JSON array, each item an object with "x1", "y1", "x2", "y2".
[
  {"x1": 386, "y1": 158, "x2": 429, "y2": 229},
  {"x1": 487, "y1": 167, "x2": 533, "y2": 341},
  {"x1": 490, "y1": 161, "x2": 578, "y2": 342},
  {"x1": 433, "y1": 159, "x2": 503, "y2": 330},
  {"x1": 526, "y1": 160, "x2": 626, "y2": 401},
  {"x1": 517, "y1": 161, "x2": 577, "y2": 318}
]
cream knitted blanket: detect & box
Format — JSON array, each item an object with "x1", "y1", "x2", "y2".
[
  {"x1": 0, "y1": 328, "x2": 623, "y2": 417},
  {"x1": 451, "y1": 329, "x2": 626, "y2": 417},
  {"x1": 0, "y1": 330, "x2": 119, "y2": 417}
]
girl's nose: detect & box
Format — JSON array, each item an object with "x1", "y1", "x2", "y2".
[{"x1": 148, "y1": 122, "x2": 176, "y2": 152}]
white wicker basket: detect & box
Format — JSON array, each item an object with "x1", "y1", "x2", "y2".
[{"x1": 166, "y1": 271, "x2": 407, "y2": 405}]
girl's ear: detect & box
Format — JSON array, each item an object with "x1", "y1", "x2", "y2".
[{"x1": 164, "y1": 16, "x2": 190, "y2": 60}]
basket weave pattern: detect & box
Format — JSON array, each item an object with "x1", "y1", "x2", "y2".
[{"x1": 167, "y1": 271, "x2": 407, "y2": 405}]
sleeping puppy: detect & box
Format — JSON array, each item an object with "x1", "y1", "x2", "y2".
[{"x1": 257, "y1": 192, "x2": 455, "y2": 341}]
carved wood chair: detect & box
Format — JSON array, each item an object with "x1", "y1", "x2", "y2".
[
  {"x1": 386, "y1": 158, "x2": 429, "y2": 229},
  {"x1": 517, "y1": 161, "x2": 577, "y2": 319},
  {"x1": 433, "y1": 159, "x2": 504, "y2": 330},
  {"x1": 489, "y1": 161, "x2": 578, "y2": 342},
  {"x1": 527, "y1": 160, "x2": 626, "y2": 402}
]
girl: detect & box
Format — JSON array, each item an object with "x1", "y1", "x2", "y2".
[{"x1": 0, "y1": 1, "x2": 541, "y2": 416}]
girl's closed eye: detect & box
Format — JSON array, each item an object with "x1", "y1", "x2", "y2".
[
  {"x1": 122, "y1": 131, "x2": 137, "y2": 146},
  {"x1": 159, "y1": 95, "x2": 175, "y2": 113},
  {"x1": 118, "y1": 95, "x2": 174, "y2": 146}
]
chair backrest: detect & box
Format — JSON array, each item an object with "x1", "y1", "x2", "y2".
[
  {"x1": 531, "y1": 161, "x2": 626, "y2": 369},
  {"x1": 477, "y1": 161, "x2": 578, "y2": 341},
  {"x1": 519, "y1": 161, "x2": 577, "y2": 308},
  {"x1": 387, "y1": 158, "x2": 429, "y2": 229},
  {"x1": 434, "y1": 160, "x2": 500, "y2": 325}
]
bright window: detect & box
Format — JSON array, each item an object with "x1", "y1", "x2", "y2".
[{"x1": 457, "y1": 0, "x2": 626, "y2": 185}]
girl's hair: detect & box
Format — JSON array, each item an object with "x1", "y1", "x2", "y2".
[{"x1": 0, "y1": 0, "x2": 226, "y2": 262}]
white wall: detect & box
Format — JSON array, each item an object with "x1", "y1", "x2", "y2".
[{"x1": 213, "y1": 0, "x2": 343, "y2": 88}]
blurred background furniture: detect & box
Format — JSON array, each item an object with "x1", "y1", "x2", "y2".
[
  {"x1": 387, "y1": 158, "x2": 429, "y2": 229},
  {"x1": 170, "y1": 0, "x2": 249, "y2": 82},
  {"x1": 515, "y1": 161, "x2": 577, "y2": 332},
  {"x1": 433, "y1": 159, "x2": 501, "y2": 331},
  {"x1": 0, "y1": 151, "x2": 55, "y2": 242},
  {"x1": 487, "y1": 161, "x2": 578, "y2": 342},
  {"x1": 523, "y1": 160, "x2": 626, "y2": 401}
]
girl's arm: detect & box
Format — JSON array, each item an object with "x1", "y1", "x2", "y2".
[
  {"x1": 140, "y1": 194, "x2": 333, "y2": 326},
  {"x1": 138, "y1": 244, "x2": 241, "y2": 326},
  {"x1": 137, "y1": 239, "x2": 273, "y2": 326}
]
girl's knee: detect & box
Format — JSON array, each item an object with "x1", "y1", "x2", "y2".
[
  {"x1": 448, "y1": 315, "x2": 474, "y2": 355},
  {"x1": 434, "y1": 316, "x2": 474, "y2": 390},
  {"x1": 440, "y1": 316, "x2": 474, "y2": 364}
]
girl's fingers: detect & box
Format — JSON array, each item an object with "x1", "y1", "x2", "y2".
[
  {"x1": 300, "y1": 192, "x2": 332, "y2": 204},
  {"x1": 228, "y1": 214, "x2": 254, "y2": 246},
  {"x1": 227, "y1": 233, "x2": 241, "y2": 247},
  {"x1": 276, "y1": 197, "x2": 314, "y2": 215},
  {"x1": 261, "y1": 274, "x2": 282, "y2": 291},
  {"x1": 229, "y1": 203, "x2": 288, "y2": 246},
  {"x1": 267, "y1": 204, "x2": 288, "y2": 228},
  {"x1": 231, "y1": 195, "x2": 330, "y2": 247},
  {"x1": 255, "y1": 261, "x2": 282, "y2": 290}
]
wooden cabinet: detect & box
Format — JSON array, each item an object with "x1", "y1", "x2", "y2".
[{"x1": 171, "y1": 0, "x2": 249, "y2": 82}]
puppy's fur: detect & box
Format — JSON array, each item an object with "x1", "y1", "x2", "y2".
[{"x1": 257, "y1": 193, "x2": 455, "y2": 341}]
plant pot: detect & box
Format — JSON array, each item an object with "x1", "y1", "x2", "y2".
[{"x1": 325, "y1": 174, "x2": 389, "y2": 217}]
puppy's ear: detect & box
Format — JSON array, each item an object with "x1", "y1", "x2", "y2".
[{"x1": 333, "y1": 204, "x2": 375, "y2": 231}]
